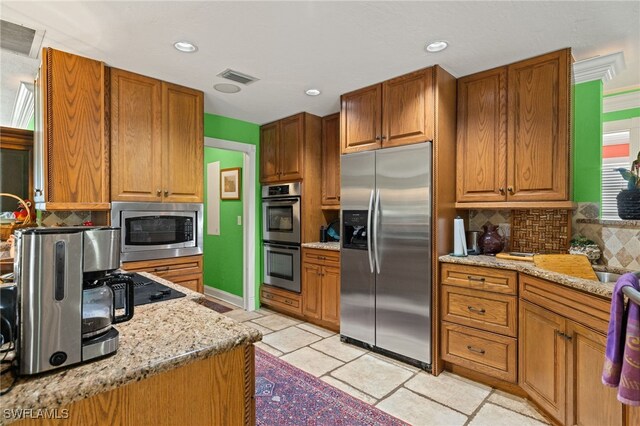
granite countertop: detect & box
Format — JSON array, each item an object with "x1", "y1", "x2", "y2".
[
  {"x1": 1, "y1": 273, "x2": 261, "y2": 423},
  {"x1": 439, "y1": 254, "x2": 616, "y2": 298},
  {"x1": 302, "y1": 241, "x2": 341, "y2": 251}
]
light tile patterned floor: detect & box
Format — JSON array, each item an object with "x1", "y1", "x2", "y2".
[{"x1": 220, "y1": 302, "x2": 551, "y2": 426}]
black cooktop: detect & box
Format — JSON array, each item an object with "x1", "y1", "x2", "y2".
[{"x1": 113, "y1": 273, "x2": 186, "y2": 309}]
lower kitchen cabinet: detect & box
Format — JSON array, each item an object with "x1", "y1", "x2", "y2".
[
  {"x1": 121, "y1": 255, "x2": 203, "y2": 293},
  {"x1": 260, "y1": 285, "x2": 302, "y2": 316},
  {"x1": 519, "y1": 276, "x2": 625, "y2": 426},
  {"x1": 301, "y1": 248, "x2": 340, "y2": 330}
]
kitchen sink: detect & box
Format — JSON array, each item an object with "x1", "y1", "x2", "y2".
[{"x1": 594, "y1": 271, "x2": 622, "y2": 283}]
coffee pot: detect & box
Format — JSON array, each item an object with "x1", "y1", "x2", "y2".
[{"x1": 14, "y1": 227, "x2": 135, "y2": 375}]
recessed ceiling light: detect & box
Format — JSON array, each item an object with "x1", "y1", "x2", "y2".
[
  {"x1": 425, "y1": 40, "x2": 448, "y2": 53},
  {"x1": 305, "y1": 89, "x2": 321, "y2": 96},
  {"x1": 214, "y1": 83, "x2": 241, "y2": 94},
  {"x1": 173, "y1": 41, "x2": 198, "y2": 53}
]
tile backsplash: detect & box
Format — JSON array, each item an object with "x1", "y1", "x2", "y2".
[
  {"x1": 39, "y1": 211, "x2": 92, "y2": 226},
  {"x1": 469, "y1": 203, "x2": 640, "y2": 271},
  {"x1": 572, "y1": 203, "x2": 640, "y2": 270}
]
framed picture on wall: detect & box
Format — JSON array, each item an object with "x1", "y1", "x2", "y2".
[{"x1": 220, "y1": 167, "x2": 241, "y2": 200}]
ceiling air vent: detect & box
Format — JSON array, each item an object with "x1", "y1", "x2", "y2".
[
  {"x1": 217, "y1": 69, "x2": 259, "y2": 85},
  {"x1": 0, "y1": 19, "x2": 45, "y2": 58}
]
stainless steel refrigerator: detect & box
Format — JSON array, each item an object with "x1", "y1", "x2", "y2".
[{"x1": 340, "y1": 142, "x2": 432, "y2": 369}]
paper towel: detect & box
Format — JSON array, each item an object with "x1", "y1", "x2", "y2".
[{"x1": 453, "y1": 217, "x2": 468, "y2": 256}]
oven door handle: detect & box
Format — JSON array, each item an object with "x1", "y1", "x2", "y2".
[
  {"x1": 264, "y1": 243, "x2": 299, "y2": 251},
  {"x1": 367, "y1": 189, "x2": 375, "y2": 274},
  {"x1": 264, "y1": 198, "x2": 300, "y2": 204}
]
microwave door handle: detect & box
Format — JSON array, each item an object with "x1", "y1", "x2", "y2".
[
  {"x1": 373, "y1": 189, "x2": 381, "y2": 275},
  {"x1": 266, "y1": 198, "x2": 299, "y2": 205},
  {"x1": 367, "y1": 189, "x2": 375, "y2": 273}
]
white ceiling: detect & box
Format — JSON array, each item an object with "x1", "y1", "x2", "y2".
[{"x1": 1, "y1": 1, "x2": 639, "y2": 126}]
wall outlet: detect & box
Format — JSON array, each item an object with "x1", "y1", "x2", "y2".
[{"x1": 237, "y1": 216, "x2": 242, "y2": 226}]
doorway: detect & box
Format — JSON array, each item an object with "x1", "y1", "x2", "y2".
[{"x1": 203, "y1": 137, "x2": 257, "y2": 311}]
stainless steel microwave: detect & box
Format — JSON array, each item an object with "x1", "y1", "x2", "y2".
[{"x1": 111, "y1": 202, "x2": 203, "y2": 262}]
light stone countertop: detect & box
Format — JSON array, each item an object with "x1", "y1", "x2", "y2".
[
  {"x1": 439, "y1": 254, "x2": 616, "y2": 299},
  {"x1": 301, "y1": 241, "x2": 341, "y2": 251},
  {"x1": 0, "y1": 273, "x2": 261, "y2": 424}
]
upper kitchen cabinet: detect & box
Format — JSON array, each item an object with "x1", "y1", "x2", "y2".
[
  {"x1": 33, "y1": 48, "x2": 110, "y2": 210},
  {"x1": 259, "y1": 112, "x2": 321, "y2": 184},
  {"x1": 111, "y1": 69, "x2": 203, "y2": 203},
  {"x1": 321, "y1": 113, "x2": 340, "y2": 207},
  {"x1": 456, "y1": 48, "x2": 573, "y2": 208},
  {"x1": 456, "y1": 67, "x2": 508, "y2": 203},
  {"x1": 340, "y1": 67, "x2": 434, "y2": 154},
  {"x1": 340, "y1": 84, "x2": 381, "y2": 153}
]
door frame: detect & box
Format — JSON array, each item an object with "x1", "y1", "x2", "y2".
[{"x1": 204, "y1": 137, "x2": 257, "y2": 311}]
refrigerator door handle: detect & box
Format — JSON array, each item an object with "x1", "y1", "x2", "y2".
[
  {"x1": 367, "y1": 189, "x2": 375, "y2": 273},
  {"x1": 373, "y1": 189, "x2": 381, "y2": 274}
]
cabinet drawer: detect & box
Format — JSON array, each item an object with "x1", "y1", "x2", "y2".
[
  {"x1": 442, "y1": 286, "x2": 518, "y2": 337},
  {"x1": 303, "y1": 248, "x2": 340, "y2": 266},
  {"x1": 441, "y1": 263, "x2": 517, "y2": 295},
  {"x1": 441, "y1": 322, "x2": 517, "y2": 382},
  {"x1": 261, "y1": 286, "x2": 302, "y2": 315}
]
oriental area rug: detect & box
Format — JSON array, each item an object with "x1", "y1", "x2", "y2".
[{"x1": 255, "y1": 348, "x2": 407, "y2": 425}]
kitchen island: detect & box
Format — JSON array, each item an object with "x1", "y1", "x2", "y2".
[{"x1": 1, "y1": 273, "x2": 261, "y2": 426}]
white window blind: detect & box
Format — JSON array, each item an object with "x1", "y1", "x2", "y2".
[{"x1": 602, "y1": 158, "x2": 630, "y2": 220}]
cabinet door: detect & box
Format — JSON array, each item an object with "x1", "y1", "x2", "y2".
[
  {"x1": 279, "y1": 114, "x2": 304, "y2": 181},
  {"x1": 507, "y1": 49, "x2": 570, "y2": 201},
  {"x1": 341, "y1": 84, "x2": 382, "y2": 154},
  {"x1": 42, "y1": 48, "x2": 110, "y2": 209},
  {"x1": 321, "y1": 113, "x2": 341, "y2": 206},
  {"x1": 111, "y1": 69, "x2": 163, "y2": 202},
  {"x1": 566, "y1": 321, "x2": 623, "y2": 426},
  {"x1": 456, "y1": 67, "x2": 507, "y2": 202},
  {"x1": 519, "y1": 301, "x2": 566, "y2": 424},
  {"x1": 321, "y1": 266, "x2": 340, "y2": 326},
  {"x1": 382, "y1": 68, "x2": 434, "y2": 148},
  {"x1": 162, "y1": 82, "x2": 204, "y2": 203},
  {"x1": 302, "y1": 262, "x2": 322, "y2": 320},
  {"x1": 260, "y1": 122, "x2": 280, "y2": 183}
]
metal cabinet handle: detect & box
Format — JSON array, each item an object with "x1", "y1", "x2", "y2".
[
  {"x1": 284, "y1": 300, "x2": 292, "y2": 305},
  {"x1": 156, "y1": 189, "x2": 162, "y2": 196},
  {"x1": 164, "y1": 190, "x2": 169, "y2": 197},
  {"x1": 467, "y1": 306, "x2": 486, "y2": 315},
  {"x1": 498, "y1": 187, "x2": 505, "y2": 194},
  {"x1": 467, "y1": 275, "x2": 486, "y2": 283},
  {"x1": 154, "y1": 267, "x2": 169, "y2": 272},
  {"x1": 375, "y1": 136, "x2": 381, "y2": 141},
  {"x1": 264, "y1": 293, "x2": 273, "y2": 300},
  {"x1": 381, "y1": 135, "x2": 386, "y2": 141},
  {"x1": 467, "y1": 345, "x2": 486, "y2": 355},
  {"x1": 507, "y1": 186, "x2": 514, "y2": 194},
  {"x1": 555, "y1": 330, "x2": 573, "y2": 341}
]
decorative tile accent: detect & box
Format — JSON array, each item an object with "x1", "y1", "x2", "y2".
[
  {"x1": 469, "y1": 210, "x2": 511, "y2": 231},
  {"x1": 573, "y1": 202, "x2": 600, "y2": 220},
  {"x1": 40, "y1": 211, "x2": 91, "y2": 227},
  {"x1": 573, "y1": 219, "x2": 640, "y2": 271},
  {"x1": 511, "y1": 210, "x2": 570, "y2": 254}
]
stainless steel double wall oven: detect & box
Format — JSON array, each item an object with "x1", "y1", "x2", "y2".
[{"x1": 262, "y1": 182, "x2": 301, "y2": 293}]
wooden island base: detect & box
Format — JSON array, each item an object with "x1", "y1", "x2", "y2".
[{"x1": 16, "y1": 345, "x2": 255, "y2": 426}]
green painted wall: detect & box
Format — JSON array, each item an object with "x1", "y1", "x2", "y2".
[
  {"x1": 603, "y1": 107, "x2": 640, "y2": 122},
  {"x1": 204, "y1": 148, "x2": 244, "y2": 296},
  {"x1": 573, "y1": 80, "x2": 603, "y2": 203},
  {"x1": 202, "y1": 114, "x2": 261, "y2": 308}
]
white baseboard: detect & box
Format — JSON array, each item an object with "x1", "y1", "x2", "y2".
[{"x1": 203, "y1": 286, "x2": 243, "y2": 308}]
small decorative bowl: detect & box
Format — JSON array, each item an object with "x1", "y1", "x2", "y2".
[{"x1": 569, "y1": 244, "x2": 601, "y2": 264}]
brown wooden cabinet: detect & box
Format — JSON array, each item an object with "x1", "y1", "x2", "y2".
[
  {"x1": 321, "y1": 113, "x2": 340, "y2": 207},
  {"x1": 122, "y1": 255, "x2": 203, "y2": 293},
  {"x1": 259, "y1": 113, "x2": 318, "y2": 184},
  {"x1": 260, "y1": 285, "x2": 302, "y2": 316},
  {"x1": 301, "y1": 248, "x2": 340, "y2": 330},
  {"x1": 33, "y1": 48, "x2": 110, "y2": 210},
  {"x1": 111, "y1": 69, "x2": 203, "y2": 203},
  {"x1": 519, "y1": 275, "x2": 625, "y2": 426},
  {"x1": 341, "y1": 68, "x2": 434, "y2": 154},
  {"x1": 455, "y1": 48, "x2": 572, "y2": 208}
]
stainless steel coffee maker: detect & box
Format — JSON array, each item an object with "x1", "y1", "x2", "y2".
[{"x1": 13, "y1": 227, "x2": 134, "y2": 375}]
